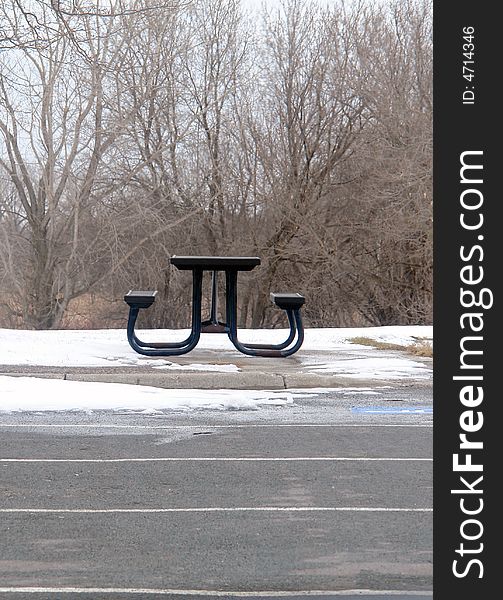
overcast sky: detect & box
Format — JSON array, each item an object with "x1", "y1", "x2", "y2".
[
  {"x1": 241, "y1": 0, "x2": 342, "y2": 11},
  {"x1": 241, "y1": 0, "x2": 387, "y2": 10}
]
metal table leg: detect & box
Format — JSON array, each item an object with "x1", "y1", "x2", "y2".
[
  {"x1": 225, "y1": 270, "x2": 304, "y2": 357},
  {"x1": 201, "y1": 270, "x2": 227, "y2": 333}
]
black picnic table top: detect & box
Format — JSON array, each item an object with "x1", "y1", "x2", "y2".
[{"x1": 170, "y1": 255, "x2": 261, "y2": 271}]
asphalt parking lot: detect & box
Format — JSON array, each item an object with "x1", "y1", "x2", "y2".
[{"x1": 0, "y1": 386, "x2": 432, "y2": 599}]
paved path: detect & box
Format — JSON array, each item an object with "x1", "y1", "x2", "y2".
[{"x1": 0, "y1": 386, "x2": 432, "y2": 599}]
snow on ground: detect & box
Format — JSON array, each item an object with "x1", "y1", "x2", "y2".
[
  {"x1": 0, "y1": 375, "x2": 296, "y2": 413},
  {"x1": 0, "y1": 325, "x2": 431, "y2": 369},
  {"x1": 304, "y1": 356, "x2": 430, "y2": 380},
  {"x1": 0, "y1": 326, "x2": 432, "y2": 412}
]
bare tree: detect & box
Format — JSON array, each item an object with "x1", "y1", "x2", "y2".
[
  {"x1": 0, "y1": 0, "x2": 139, "y2": 327},
  {"x1": 234, "y1": 0, "x2": 366, "y2": 326},
  {"x1": 175, "y1": 0, "x2": 251, "y2": 254},
  {"x1": 326, "y1": 0, "x2": 433, "y2": 325}
]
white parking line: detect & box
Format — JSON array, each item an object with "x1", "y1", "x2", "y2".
[
  {"x1": 0, "y1": 587, "x2": 433, "y2": 596},
  {"x1": 0, "y1": 423, "x2": 433, "y2": 428},
  {"x1": 0, "y1": 457, "x2": 432, "y2": 462},
  {"x1": 0, "y1": 507, "x2": 432, "y2": 513}
]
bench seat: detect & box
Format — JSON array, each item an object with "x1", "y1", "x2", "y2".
[
  {"x1": 124, "y1": 290, "x2": 158, "y2": 308},
  {"x1": 270, "y1": 292, "x2": 305, "y2": 310}
]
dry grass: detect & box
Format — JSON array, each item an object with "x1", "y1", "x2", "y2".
[
  {"x1": 407, "y1": 339, "x2": 434, "y2": 357},
  {"x1": 61, "y1": 294, "x2": 124, "y2": 329},
  {"x1": 350, "y1": 336, "x2": 433, "y2": 358}
]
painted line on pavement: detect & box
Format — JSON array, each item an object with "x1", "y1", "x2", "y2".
[
  {"x1": 0, "y1": 507, "x2": 432, "y2": 514},
  {"x1": 352, "y1": 407, "x2": 433, "y2": 414},
  {"x1": 0, "y1": 457, "x2": 432, "y2": 463},
  {"x1": 0, "y1": 423, "x2": 433, "y2": 429},
  {"x1": 0, "y1": 588, "x2": 433, "y2": 596}
]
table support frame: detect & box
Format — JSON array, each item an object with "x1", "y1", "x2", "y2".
[{"x1": 124, "y1": 257, "x2": 304, "y2": 358}]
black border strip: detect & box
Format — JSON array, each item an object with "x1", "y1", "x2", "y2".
[{"x1": 434, "y1": 2, "x2": 497, "y2": 597}]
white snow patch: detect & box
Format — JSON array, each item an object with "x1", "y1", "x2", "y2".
[
  {"x1": 0, "y1": 376, "x2": 294, "y2": 413},
  {"x1": 0, "y1": 325, "x2": 432, "y2": 369},
  {"x1": 304, "y1": 357, "x2": 431, "y2": 380}
]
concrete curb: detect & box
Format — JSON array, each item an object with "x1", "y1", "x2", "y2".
[
  {"x1": 68, "y1": 372, "x2": 286, "y2": 390},
  {"x1": 0, "y1": 370, "x2": 413, "y2": 390}
]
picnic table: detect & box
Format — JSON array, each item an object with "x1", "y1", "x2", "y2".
[{"x1": 124, "y1": 256, "x2": 305, "y2": 357}]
